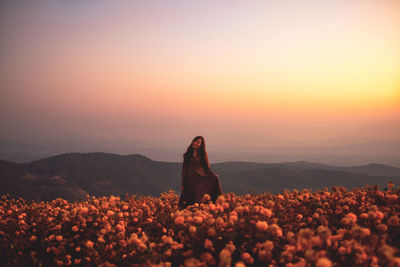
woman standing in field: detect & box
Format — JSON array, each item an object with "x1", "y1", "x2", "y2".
[{"x1": 178, "y1": 136, "x2": 223, "y2": 210}]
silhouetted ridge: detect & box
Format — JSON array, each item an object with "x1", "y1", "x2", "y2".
[
  {"x1": 30, "y1": 152, "x2": 153, "y2": 163},
  {"x1": 1, "y1": 152, "x2": 399, "y2": 201}
]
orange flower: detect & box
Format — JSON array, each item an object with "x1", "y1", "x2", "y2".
[
  {"x1": 260, "y1": 208, "x2": 272, "y2": 218},
  {"x1": 189, "y1": 226, "x2": 197, "y2": 234},
  {"x1": 116, "y1": 224, "x2": 125, "y2": 232},
  {"x1": 256, "y1": 221, "x2": 268, "y2": 232},
  {"x1": 85, "y1": 240, "x2": 94, "y2": 249},
  {"x1": 81, "y1": 207, "x2": 88, "y2": 213},
  {"x1": 202, "y1": 194, "x2": 211, "y2": 203},
  {"x1": 164, "y1": 249, "x2": 172, "y2": 257},
  {"x1": 174, "y1": 216, "x2": 185, "y2": 225},
  {"x1": 230, "y1": 215, "x2": 238, "y2": 222},
  {"x1": 346, "y1": 213, "x2": 357, "y2": 224},
  {"x1": 316, "y1": 257, "x2": 332, "y2": 267},
  {"x1": 216, "y1": 195, "x2": 225, "y2": 203},
  {"x1": 222, "y1": 202, "x2": 230, "y2": 209},
  {"x1": 360, "y1": 227, "x2": 371, "y2": 237},
  {"x1": 107, "y1": 210, "x2": 115, "y2": 216},
  {"x1": 269, "y1": 224, "x2": 282, "y2": 237},
  {"x1": 193, "y1": 216, "x2": 203, "y2": 224},
  {"x1": 241, "y1": 252, "x2": 254, "y2": 264},
  {"x1": 234, "y1": 261, "x2": 245, "y2": 267},
  {"x1": 219, "y1": 249, "x2": 232, "y2": 266},
  {"x1": 376, "y1": 211, "x2": 384, "y2": 220},
  {"x1": 338, "y1": 246, "x2": 347, "y2": 255},
  {"x1": 207, "y1": 227, "x2": 216, "y2": 237},
  {"x1": 388, "y1": 216, "x2": 399, "y2": 226}
]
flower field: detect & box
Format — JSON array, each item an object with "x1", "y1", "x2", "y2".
[{"x1": 1, "y1": 183, "x2": 399, "y2": 267}]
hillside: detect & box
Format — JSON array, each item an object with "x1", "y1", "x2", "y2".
[{"x1": 0, "y1": 152, "x2": 399, "y2": 201}]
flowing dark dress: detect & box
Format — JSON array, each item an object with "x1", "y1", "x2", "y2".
[{"x1": 178, "y1": 152, "x2": 223, "y2": 209}]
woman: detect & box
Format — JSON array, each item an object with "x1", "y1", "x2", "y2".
[{"x1": 178, "y1": 136, "x2": 223, "y2": 210}]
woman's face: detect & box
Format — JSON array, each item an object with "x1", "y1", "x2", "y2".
[{"x1": 192, "y1": 138, "x2": 202, "y2": 150}]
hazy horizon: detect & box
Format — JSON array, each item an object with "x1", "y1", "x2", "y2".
[{"x1": 1, "y1": 0, "x2": 399, "y2": 166}]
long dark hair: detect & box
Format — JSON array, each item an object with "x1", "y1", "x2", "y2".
[{"x1": 183, "y1": 136, "x2": 208, "y2": 170}]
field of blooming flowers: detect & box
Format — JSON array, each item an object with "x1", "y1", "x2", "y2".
[{"x1": 1, "y1": 182, "x2": 399, "y2": 267}]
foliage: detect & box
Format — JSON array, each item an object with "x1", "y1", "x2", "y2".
[{"x1": 0, "y1": 183, "x2": 399, "y2": 266}]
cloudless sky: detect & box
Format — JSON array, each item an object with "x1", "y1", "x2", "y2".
[{"x1": 1, "y1": 0, "x2": 399, "y2": 156}]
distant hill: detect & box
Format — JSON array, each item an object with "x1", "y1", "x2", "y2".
[
  {"x1": 0, "y1": 152, "x2": 399, "y2": 201},
  {"x1": 0, "y1": 153, "x2": 181, "y2": 201},
  {"x1": 212, "y1": 160, "x2": 400, "y2": 177}
]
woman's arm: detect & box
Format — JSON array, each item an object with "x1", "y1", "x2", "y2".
[{"x1": 203, "y1": 152, "x2": 217, "y2": 176}]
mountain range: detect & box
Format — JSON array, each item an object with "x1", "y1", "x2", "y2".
[{"x1": 1, "y1": 152, "x2": 399, "y2": 201}]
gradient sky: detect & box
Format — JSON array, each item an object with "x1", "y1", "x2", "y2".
[{"x1": 1, "y1": 0, "x2": 399, "y2": 161}]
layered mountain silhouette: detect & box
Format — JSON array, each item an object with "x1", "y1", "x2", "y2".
[{"x1": 1, "y1": 152, "x2": 399, "y2": 201}]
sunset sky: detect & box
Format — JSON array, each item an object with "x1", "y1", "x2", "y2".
[{"x1": 1, "y1": 0, "x2": 399, "y2": 165}]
